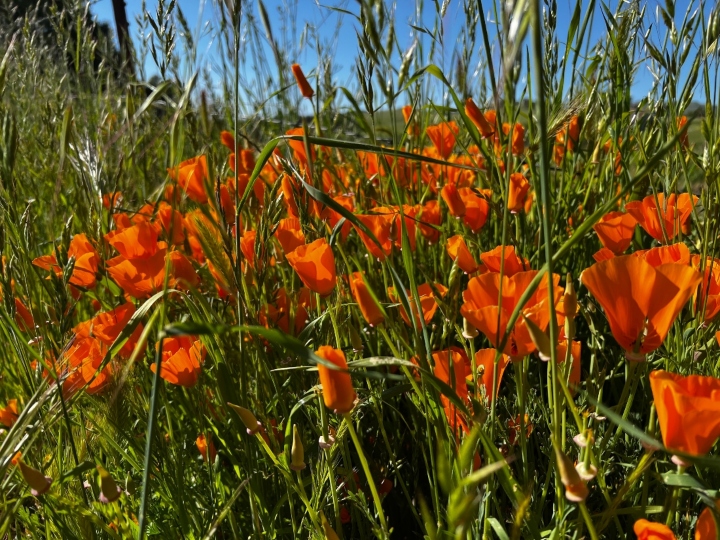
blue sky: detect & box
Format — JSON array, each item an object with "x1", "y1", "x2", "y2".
[{"x1": 91, "y1": 0, "x2": 712, "y2": 103}]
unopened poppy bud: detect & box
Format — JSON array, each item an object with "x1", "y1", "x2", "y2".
[
  {"x1": 462, "y1": 317, "x2": 479, "y2": 339},
  {"x1": 349, "y1": 326, "x2": 364, "y2": 353},
  {"x1": 320, "y1": 511, "x2": 340, "y2": 540},
  {"x1": 97, "y1": 465, "x2": 122, "y2": 503},
  {"x1": 464, "y1": 98, "x2": 495, "y2": 138},
  {"x1": 17, "y1": 459, "x2": 53, "y2": 496},
  {"x1": 554, "y1": 446, "x2": 588, "y2": 502},
  {"x1": 523, "y1": 315, "x2": 552, "y2": 361},
  {"x1": 290, "y1": 424, "x2": 306, "y2": 471},
  {"x1": 563, "y1": 273, "x2": 577, "y2": 318},
  {"x1": 291, "y1": 64, "x2": 314, "y2": 99},
  {"x1": 227, "y1": 402, "x2": 261, "y2": 435}
]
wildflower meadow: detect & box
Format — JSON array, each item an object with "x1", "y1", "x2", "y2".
[{"x1": 1, "y1": 0, "x2": 720, "y2": 538}]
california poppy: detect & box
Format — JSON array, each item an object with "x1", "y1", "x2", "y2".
[
  {"x1": 695, "y1": 503, "x2": 719, "y2": 540},
  {"x1": 286, "y1": 239, "x2": 337, "y2": 297},
  {"x1": 557, "y1": 339, "x2": 581, "y2": 395},
  {"x1": 156, "y1": 202, "x2": 185, "y2": 245},
  {"x1": 458, "y1": 187, "x2": 491, "y2": 232},
  {"x1": 33, "y1": 233, "x2": 100, "y2": 289},
  {"x1": 593, "y1": 211, "x2": 636, "y2": 254},
  {"x1": 373, "y1": 205, "x2": 418, "y2": 251},
  {"x1": 474, "y1": 349, "x2": 510, "y2": 403},
  {"x1": 316, "y1": 346, "x2": 356, "y2": 413},
  {"x1": 152, "y1": 336, "x2": 206, "y2": 387},
  {"x1": 496, "y1": 123, "x2": 524, "y2": 155},
  {"x1": 354, "y1": 213, "x2": 394, "y2": 260},
  {"x1": 556, "y1": 115, "x2": 581, "y2": 152},
  {"x1": 649, "y1": 370, "x2": 720, "y2": 460},
  {"x1": 274, "y1": 218, "x2": 306, "y2": 254},
  {"x1": 581, "y1": 255, "x2": 701, "y2": 360},
  {"x1": 291, "y1": 63, "x2": 314, "y2": 99},
  {"x1": 465, "y1": 98, "x2": 495, "y2": 138},
  {"x1": 401, "y1": 105, "x2": 419, "y2": 137},
  {"x1": 446, "y1": 235, "x2": 480, "y2": 274},
  {"x1": 626, "y1": 193, "x2": 698, "y2": 242},
  {"x1": 349, "y1": 272, "x2": 384, "y2": 327},
  {"x1": 461, "y1": 271, "x2": 561, "y2": 359},
  {"x1": 73, "y1": 303, "x2": 144, "y2": 358},
  {"x1": 240, "y1": 230, "x2": 257, "y2": 268},
  {"x1": 63, "y1": 336, "x2": 112, "y2": 395},
  {"x1": 319, "y1": 194, "x2": 354, "y2": 240},
  {"x1": 593, "y1": 247, "x2": 615, "y2": 262},
  {"x1": 633, "y1": 519, "x2": 676, "y2": 540},
  {"x1": 417, "y1": 200, "x2": 441, "y2": 244},
  {"x1": 388, "y1": 282, "x2": 448, "y2": 327},
  {"x1": 259, "y1": 287, "x2": 315, "y2": 335},
  {"x1": 0, "y1": 399, "x2": 18, "y2": 428},
  {"x1": 167, "y1": 155, "x2": 209, "y2": 204},
  {"x1": 692, "y1": 255, "x2": 720, "y2": 322},
  {"x1": 507, "y1": 173, "x2": 530, "y2": 213},
  {"x1": 440, "y1": 183, "x2": 466, "y2": 217},
  {"x1": 480, "y1": 245, "x2": 529, "y2": 276},
  {"x1": 426, "y1": 121, "x2": 458, "y2": 159},
  {"x1": 634, "y1": 243, "x2": 690, "y2": 267},
  {"x1": 432, "y1": 348, "x2": 470, "y2": 434},
  {"x1": 196, "y1": 434, "x2": 217, "y2": 462},
  {"x1": 677, "y1": 116, "x2": 689, "y2": 149}
]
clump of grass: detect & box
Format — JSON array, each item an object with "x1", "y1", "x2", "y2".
[{"x1": 0, "y1": 0, "x2": 720, "y2": 538}]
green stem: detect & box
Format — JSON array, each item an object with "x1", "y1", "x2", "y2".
[{"x1": 343, "y1": 413, "x2": 389, "y2": 537}]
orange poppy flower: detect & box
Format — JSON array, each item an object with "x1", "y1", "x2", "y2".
[
  {"x1": 13, "y1": 298, "x2": 34, "y2": 332},
  {"x1": 633, "y1": 520, "x2": 676, "y2": 540},
  {"x1": 74, "y1": 303, "x2": 144, "y2": 358},
  {"x1": 626, "y1": 193, "x2": 698, "y2": 242},
  {"x1": 677, "y1": 116, "x2": 689, "y2": 149},
  {"x1": 355, "y1": 214, "x2": 394, "y2": 260},
  {"x1": 473, "y1": 349, "x2": 510, "y2": 403},
  {"x1": 432, "y1": 347, "x2": 470, "y2": 434},
  {"x1": 418, "y1": 200, "x2": 441, "y2": 244},
  {"x1": 196, "y1": 434, "x2": 217, "y2": 462},
  {"x1": 634, "y1": 243, "x2": 690, "y2": 267},
  {"x1": 156, "y1": 202, "x2": 185, "y2": 245},
  {"x1": 316, "y1": 346, "x2": 356, "y2": 413},
  {"x1": 388, "y1": 282, "x2": 448, "y2": 327},
  {"x1": 692, "y1": 256, "x2": 720, "y2": 322},
  {"x1": 0, "y1": 399, "x2": 19, "y2": 428},
  {"x1": 259, "y1": 287, "x2": 315, "y2": 335},
  {"x1": 33, "y1": 233, "x2": 100, "y2": 289},
  {"x1": 274, "y1": 218, "x2": 305, "y2": 254},
  {"x1": 458, "y1": 188, "x2": 491, "y2": 232},
  {"x1": 581, "y1": 256, "x2": 701, "y2": 360},
  {"x1": 461, "y1": 271, "x2": 561, "y2": 359},
  {"x1": 373, "y1": 205, "x2": 418, "y2": 251},
  {"x1": 240, "y1": 230, "x2": 257, "y2": 268},
  {"x1": 649, "y1": 370, "x2": 720, "y2": 460},
  {"x1": 291, "y1": 63, "x2": 314, "y2": 99},
  {"x1": 401, "y1": 105, "x2": 419, "y2": 137},
  {"x1": 446, "y1": 235, "x2": 480, "y2": 274},
  {"x1": 696, "y1": 503, "x2": 719, "y2": 540},
  {"x1": 465, "y1": 98, "x2": 495, "y2": 138},
  {"x1": 479, "y1": 245, "x2": 529, "y2": 276},
  {"x1": 286, "y1": 239, "x2": 337, "y2": 297},
  {"x1": 102, "y1": 191, "x2": 122, "y2": 210},
  {"x1": 63, "y1": 336, "x2": 112, "y2": 395},
  {"x1": 593, "y1": 211, "x2": 637, "y2": 254},
  {"x1": 220, "y1": 130, "x2": 235, "y2": 150},
  {"x1": 152, "y1": 336, "x2": 206, "y2": 387},
  {"x1": 167, "y1": 155, "x2": 209, "y2": 204},
  {"x1": 440, "y1": 183, "x2": 466, "y2": 217},
  {"x1": 593, "y1": 247, "x2": 615, "y2": 262},
  {"x1": 426, "y1": 121, "x2": 458, "y2": 159},
  {"x1": 320, "y1": 194, "x2": 354, "y2": 240},
  {"x1": 495, "y1": 123, "x2": 525, "y2": 155},
  {"x1": 349, "y1": 272, "x2": 384, "y2": 327},
  {"x1": 508, "y1": 414, "x2": 533, "y2": 446},
  {"x1": 507, "y1": 173, "x2": 530, "y2": 213}
]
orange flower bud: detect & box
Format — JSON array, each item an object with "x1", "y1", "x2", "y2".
[
  {"x1": 440, "y1": 183, "x2": 466, "y2": 217},
  {"x1": 349, "y1": 272, "x2": 385, "y2": 327},
  {"x1": 465, "y1": 98, "x2": 495, "y2": 138},
  {"x1": 507, "y1": 173, "x2": 530, "y2": 214},
  {"x1": 316, "y1": 346, "x2": 356, "y2": 414},
  {"x1": 291, "y1": 63, "x2": 314, "y2": 99}
]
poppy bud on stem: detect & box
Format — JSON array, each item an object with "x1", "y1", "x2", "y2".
[
  {"x1": 291, "y1": 64, "x2": 314, "y2": 99},
  {"x1": 16, "y1": 458, "x2": 53, "y2": 497},
  {"x1": 523, "y1": 315, "x2": 553, "y2": 361},
  {"x1": 227, "y1": 402, "x2": 261, "y2": 435},
  {"x1": 97, "y1": 465, "x2": 122, "y2": 503},
  {"x1": 290, "y1": 424, "x2": 306, "y2": 471}
]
